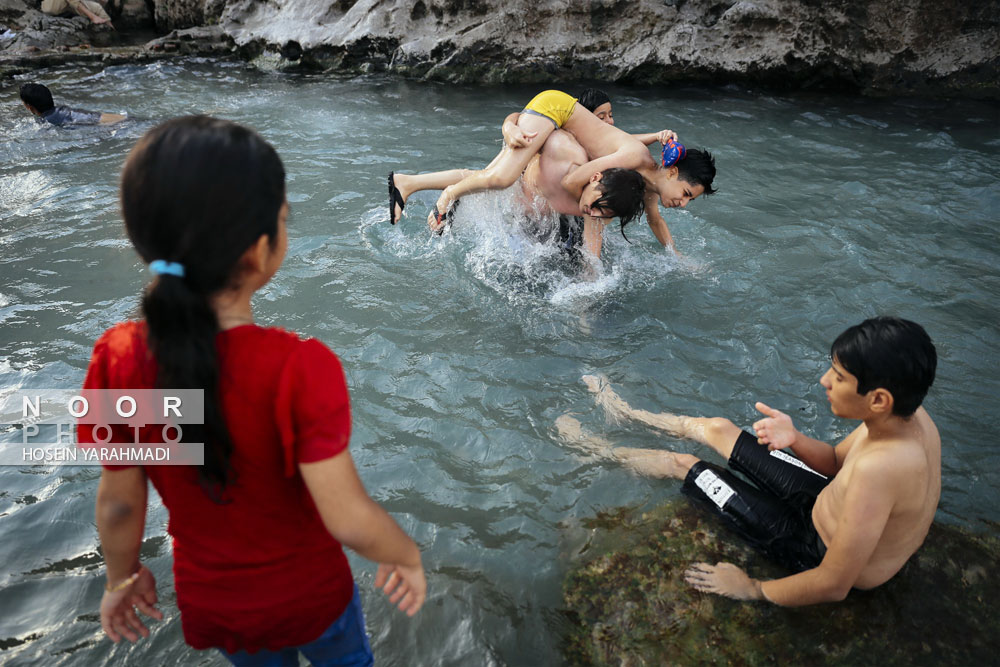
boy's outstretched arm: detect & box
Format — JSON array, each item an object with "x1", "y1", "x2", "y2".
[
  {"x1": 301, "y1": 451, "x2": 426, "y2": 616},
  {"x1": 631, "y1": 129, "x2": 679, "y2": 147},
  {"x1": 643, "y1": 189, "x2": 675, "y2": 249}
]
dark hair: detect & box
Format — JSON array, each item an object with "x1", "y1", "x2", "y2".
[
  {"x1": 578, "y1": 88, "x2": 611, "y2": 113},
  {"x1": 676, "y1": 148, "x2": 717, "y2": 196},
  {"x1": 121, "y1": 116, "x2": 285, "y2": 493},
  {"x1": 19, "y1": 83, "x2": 54, "y2": 113},
  {"x1": 830, "y1": 317, "x2": 936, "y2": 417},
  {"x1": 593, "y1": 168, "x2": 646, "y2": 242}
]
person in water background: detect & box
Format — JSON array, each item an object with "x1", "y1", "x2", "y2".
[
  {"x1": 503, "y1": 87, "x2": 717, "y2": 250},
  {"x1": 558, "y1": 316, "x2": 940, "y2": 606},
  {"x1": 19, "y1": 83, "x2": 126, "y2": 126},
  {"x1": 81, "y1": 116, "x2": 425, "y2": 665},
  {"x1": 432, "y1": 90, "x2": 716, "y2": 251},
  {"x1": 388, "y1": 128, "x2": 646, "y2": 265}
]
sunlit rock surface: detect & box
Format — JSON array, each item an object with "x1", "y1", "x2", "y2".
[
  {"x1": 220, "y1": 0, "x2": 1000, "y2": 98},
  {"x1": 562, "y1": 499, "x2": 1000, "y2": 665},
  {"x1": 2, "y1": 0, "x2": 998, "y2": 97}
]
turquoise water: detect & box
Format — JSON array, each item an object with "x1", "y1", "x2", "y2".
[{"x1": 1, "y1": 58, "x2": 999, "y2": 665}]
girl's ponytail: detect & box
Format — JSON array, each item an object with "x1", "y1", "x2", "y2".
[{"x1": 121, "y1": 116, "x2": 285, "y2": 495}]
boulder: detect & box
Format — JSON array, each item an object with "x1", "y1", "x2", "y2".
[
  {"x1": 219, "y1": 0, "x2": 1000, "y2": 98},
  {"x1": 563, "y1": 499, "x2": 1000, "y2": 665}
]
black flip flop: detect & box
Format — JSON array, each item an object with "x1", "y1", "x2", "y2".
[{"x1": 388, "y1": 171, "x2": 405, "y2": 225}]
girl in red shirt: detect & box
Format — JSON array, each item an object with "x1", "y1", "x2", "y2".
[{"x1": 85, "y1": 116, "x2": 425, "y2": 665}]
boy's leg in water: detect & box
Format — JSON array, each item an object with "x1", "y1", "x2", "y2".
[
  {"x1": 581, "y1": 375, "x2": 742, "y2": 460},
  {"x1": 555, "y1": 414, "x2": 699, "y2": 479},
  {"x1": 428, "y1": 113, "x2": 557, "y2": 230}
]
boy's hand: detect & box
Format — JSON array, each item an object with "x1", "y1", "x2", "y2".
[
  {"x1": 375, "y1": 561, "x2": 426, "y2": 617},
  {"x1": 753, "y1": 402, "x2": 797, "y2": 450},
  {"x1": 656, "y1": 129, "x2": 678, "y2": 145},
  {"x1": 503, "y1": 123, "x2": 537, "y2": 149}
]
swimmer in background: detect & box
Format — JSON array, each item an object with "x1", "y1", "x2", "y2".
[
  {"x1": 505, "y1": 87, "x2": 715, "y2": 251},
  {"x1": 558, "y1": 317, "x2": 940, "y2": 606},
  {"x1": 19, "y1": 83, "x2": 126, "y2": 127}
]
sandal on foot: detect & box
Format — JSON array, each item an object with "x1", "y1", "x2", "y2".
[{"x1": 388, "y1": 171, "x2": 405, "y2": 225}]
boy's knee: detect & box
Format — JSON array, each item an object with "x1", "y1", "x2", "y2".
[{"x1": 704, "y1": 417, "x2": 740, "y2": 444}]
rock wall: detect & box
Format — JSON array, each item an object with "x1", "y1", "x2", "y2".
[
  {"x1": 3, "y1": 0, "x2": 998, "y2": 98},
  {"x1": 220, "y1": 0, "x2": 1000, "y2": 98}
]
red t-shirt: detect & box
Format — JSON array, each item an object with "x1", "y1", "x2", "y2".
[{"x1": 79, "y1": 321, "x2": 355, "y2": 653}]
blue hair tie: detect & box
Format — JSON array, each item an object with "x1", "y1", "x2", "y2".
[
  {"x1": 149, "y1": 259, "x2": 185, "y2": 278},
  {"x1": 661, "y1": 138, "x2": 687, "y2": 168}
]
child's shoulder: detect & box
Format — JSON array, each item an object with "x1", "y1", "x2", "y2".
[
  {"x1": 245, "y1": 326, "x2": 339, "y2": 361},
  {"x1": 94, "y1": 320, "x2": 147, "y2": 354}
]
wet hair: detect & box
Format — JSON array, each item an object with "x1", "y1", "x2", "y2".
[
  {"x1": 578, "y1": 88, "x2": 611, "y2": 113},
  {"x1": 830, "y1": 316, "x2": 936, "y2": 417},
  {"x1": 593, "y1": 168, "x2": 646, "y2": 241},
  {"x1": 675, "y1": 148, "x2": 717, "y2": 195},
  {"x1": 19, "y1": 83, "x2": 54, "y2": 113},
  {"x1": 121, "y1": 116, "x2": 285, "y2": 493}
]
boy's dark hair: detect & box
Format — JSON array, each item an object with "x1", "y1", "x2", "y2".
[
  {"x1": 675, "y1": 148, "x2": 717, "y2": 195},
  {"x1": 830, "y1": 316, "x2": 936, "y2": 417},
  {"x1": 19, "y1": 83, "x2": 54, "y2": 113},
  {"x1": 121, "y1": 115, "x2": 285, "y2": 495},
  {"x1": 592, "y1": 167, "x2": 646, "y2": 241},
  {"x1": 578, "y1": 88, "x2": 611, "y2": 113}
]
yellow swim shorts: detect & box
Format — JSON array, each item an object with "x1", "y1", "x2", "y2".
[{"x1": 522, "y1": 90, "x2": 578, "y2": 128}]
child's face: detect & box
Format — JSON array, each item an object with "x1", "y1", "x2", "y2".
[
  {"x1": 820, "y1": 358, "x2": 870, "y2": 419},
  {"x1": 658, "y1": 172, "x2": 704, "y2": 209},
  {"x1": 593, "y1": 102, "x2": 614, "y2": 126}
]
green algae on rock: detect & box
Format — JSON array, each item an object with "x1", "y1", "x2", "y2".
[{"x1": 563, "y1": 500, "x2": 1000, "y2": 666}]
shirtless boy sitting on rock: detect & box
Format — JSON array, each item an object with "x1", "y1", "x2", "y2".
[{"x1": 558, "y1": 316, "x2": 940, "y2": 606}]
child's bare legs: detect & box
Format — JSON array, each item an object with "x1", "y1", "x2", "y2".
[
  {"x1": 429, "y1": 114, "x2": 557, "y2": 230},
  {"x1": 581, "y1": 375, "x2": 742, "y2": 461},
  {"x1": 555, "y1": 414, "x2": 699, "y2": 480},
  {"x1": 391, "y1": 170, "x2": 472, "y2": 224}
]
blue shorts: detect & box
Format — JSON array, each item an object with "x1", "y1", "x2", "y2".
[
  {"x1": 681, "y1": 430, "x2": 831, "y2": 572},
  {"x1": 220, "y1": 584, "x2": 373, "y2": 667}
]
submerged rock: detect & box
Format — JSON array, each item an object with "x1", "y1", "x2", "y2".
[{"x1": 563, "y1": 499, "x2": 1000, "y2": 665}]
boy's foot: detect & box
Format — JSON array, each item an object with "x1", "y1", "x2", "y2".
[
  {"x1": 555, "y1": 414, "x2": 615, "y2": 457},
  {"x1": 582, "y1": 374, "x2": 633, "y2": 424}
]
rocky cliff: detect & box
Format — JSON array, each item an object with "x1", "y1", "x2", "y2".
[
  {"x1": 219, "y1": 0, "x2": 1000, "y2": 98},
  {"x1": 2, "y1": 0, "x2": 998, "y2": 99}
]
